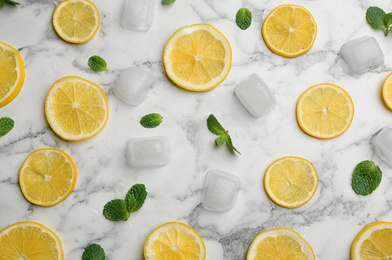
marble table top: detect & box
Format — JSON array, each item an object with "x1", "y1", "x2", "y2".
[{"x1": 1, "y1": 0, "x2": 392, "y2": 259}]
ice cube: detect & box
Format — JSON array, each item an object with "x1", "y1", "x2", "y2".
[
  {"x1": 113, "y1": 67, "x2": 156, "y2": 106},
  {"x1": 370, "y1": 126, "x2": 392, "y2": 168},
  {"x1": 126, "y1": 136, "x2": 171, "y2": 169},
  {"x1": 234, "y1": 73, "x2": 276, "y2": 118},
  {"x1": 121, "y1": 0, "x2": 155, "y2": 31},
  {"x1": 201, "y1": 170, "x2": 241, "y2": 212},
  {"x1": 337, "y1": 36, "x2": 384, "y2": 79}
]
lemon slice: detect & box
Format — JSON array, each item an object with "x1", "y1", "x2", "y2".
[
  {"x1": 144, "y1": 222, "x2": 206, "y2": 260},
  {"x1": 264, "y1": 156, "x2": 318, "y2": 208},
  {"x1": 163, "y1": 23, "x2": 232, "y2": 92},
  {"x1": 0, "y1": 41, "x2": 25, "y2": 108},
  {"x1": 351, "y1": 221, "x2": 392, "y2": 260},
  {"x1": 296, "y1": 83, "x2": 354, "y2": 139},
  {"x1": 0, "y1": 221, "x2": 63, "y2": 260},
  {"x1": 382, "y1": 72, "x2": 392, "y2": 110},
  {"x1": 52, "y1": 0, "x2": 100, "y2": 44},
  {"x1": 19, "y1": 148, "x2": 77, "y2": 207},
  {"x1": 262, "y1": 4, "x2": 317, "y2": 58},
  {"x1": 247, "y1": 228, "x2": 315, "y2": 260},
  {"x1": 45, "y1": 76, "x2": 109, "y2": 141}
]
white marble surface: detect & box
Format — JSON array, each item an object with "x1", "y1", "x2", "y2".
[{"x1": 1, "y1": 0, "x2": 392, "y2": 259}]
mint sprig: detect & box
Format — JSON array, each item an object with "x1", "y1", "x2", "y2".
[
  {"x1": 103, "y1": 184, "x2": 147, "y2": 221},
  {"x1": 352, "y1": 161, "x2": 382, "y2": 195},
  {"x1": 207, "y1": 114, "x2": 241, "y2": 154},
  {"x1": 366, "y1": 7, "x2": 392, "y2": 36},
  {"x1": 82, "y1": 244, "x2": 105, "y2": 260},
  {"x1": 88, "y1": 55, "x2": 108, "y2": 71},
  {"x1": 236, "y1": 8, "x2": 252, "y2": 30},
  {"x1": 140, "y1": 113, "x2": 163, "y2": 128},
  {"x1": 0, "y1": 0, "x2": 20, "y2": 7},
  {"x1": 0, "y1": 117, "x2": 14, "y2": 137}
]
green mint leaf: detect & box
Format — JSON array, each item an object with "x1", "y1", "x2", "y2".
[
  {"x1": 162, "y1": 0, "x2": 175, "y2": 4},
  {"x1": 103, "y1": 199, "x2": 130, "y2": 221},
  {"x1": 366, "y1": 7, "x2": 386, "y2": 29},
  {"x1": 140, "y1": 113, "x2": 163, "y2": 128},
  {"x1": 207, "y1": 114, "x2": 226, "y2": 135},
  {"x1": 88, "y1": 55, "x2": 108, "y2": 71},
  {"x1": 125, "y1": 184, "x2": 147, "y2": 212},
  {"x1": 352, "y1": 161, "x2": 382, "y2": 195},
  {"x1": 4, "y1": 0, "x2": 20, "y2": 5},
  {"x1": 0, "y1": 0, "x2": 5, "y2": 8},
  {"x1": 225, "y1": 134, "x2": 241, "y2": 155},
  {"x1": 236, "y1": 8, "x2": 252, "y2": 30},
  {"x1": 82, "y1": 244, "x2": 105, "y2": 260},
  {"x1": 0, "y1": 117, "x2": 14, "y2": 137},
  {"x1": 386, "y1": 12, "x2": 392, "y2": 26},
  {"x1": 215, "y1": 134, "x2": 226, "y2": 146}
]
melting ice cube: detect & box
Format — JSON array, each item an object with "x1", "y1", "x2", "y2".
[
  {"x1": 234, "y1": 73, "x2": 276, "y2": 118},
  {"x1": 113, "y1": 67, "x2": 156, "y2": 106},
  {"x1": 121, "y1": 0, "x2": 155, "y2": 31},
  {"x1": 201, "y1": 170, "x2": 241, "y2": 212},
  {"x1": 370, "y1": 126, "x2": 392, "y2": 168},
  {"x1": 126, "y1": 136, "x2": 171, "y2": 169}
]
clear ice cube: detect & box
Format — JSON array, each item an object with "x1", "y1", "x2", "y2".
[
  {"x1": 201, "y1": 170, "x2": 241, "y2": 212},
  {"x1": 336, "y1": 36, "x2": 384, "y2": 79},
  {"x1": 234, "y1": 73, "x2": 276, "y2": 118},
  {"x1": 113, "y1": 67, "x2": 156, "y2": 106},
  {"x1": 126, "y1": 136, "x2": 171, "y2": 169},
  {"x1": 121, "y1": 0, "x2": 155, "y2": 31},
  {"x1": 370, "y1": 126, "x2": 392, "y2": 168}
]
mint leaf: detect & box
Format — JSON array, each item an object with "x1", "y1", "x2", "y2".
[
  {"x1": 236, "y1": 8, "x2": 252, "y2": 30},
  {"x1": 88, "y1": 55, "x2": 108, "y2": 71},
  {"x1": 386, "y1": 12, "x2": 392, "y2": 27},
  {"x1": 4, "y1": 0, "x2": 20, "y2": 5},
  {"x1": 225, "y1": 134, "x2": 241, "y2": 154},
  {"x1": 352, "y1": 161, "x2": 382, "y2": 195},
  {"x1": 103, "y1": 199, "x2": 130, "y2": 221},
  {"x1": 366, "y1": 7, "x2": 386, "y2": 29},
  {"x1": 0, "y1": 117, "x2": 14, "y2": 137},
  {"x1": 215, "y1": 134, "x2": 226, "y2": 146},
  {"x1": 140, "y1": 113, "x2": 163, "y2": 128},
  {"x1": 162, "y1": 0, "x2": 175, "y2": 4},
  {"x1": 207, "y1": 114, "x2": 226, "y2": 135},
  {"x1": 0, "y1": 0, "x2": 5, "y2": 8},
  {"x1": 82, "y1": 244, "x2": 105, "y2": 260},
  {"x1": 125, "y1": 184, "x2": 147, "y2": 212}
]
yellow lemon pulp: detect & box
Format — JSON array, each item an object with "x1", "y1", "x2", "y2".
[
  {"x1": 52, "y1": 0, "x2": 100, "y2": 44},
  {"x1": 264, "y1": 156, "x2": 318, "y2": 208},
  {"x1": 296, "y1": 83, "x2": 354, "y2": 139},
  {"x1": 0, "y1": 41, "x2": 25, "y2": 108},
  {"x1": 247, "y1": 228, "x2": 315, "y2": 260},
  {"x1": 382, "y1": 72, "x2": 392, "y2": 110},
  {"x1": 351, "y1": 221, "x2": 392, "y2": 260},
  {"x1": 163, "y1": 23, "x2": 232, "y2": 91},
  {"x1": 19, "y1": 148, "x2": 77, "y2": 207},
  {"x1": 144, "y1": 222, "x2": 206, "y2": 260},
  {"x1": 0, "y1": 221, "x2": 63, "y2": 260},
  {"x1": 45, "y1": 76, "x2": 109, "y2": 141},
  {"x1": 262, "y1": 4, "x2": 317, "y2": 58}
]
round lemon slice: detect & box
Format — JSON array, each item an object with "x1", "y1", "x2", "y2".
[
  {"x1": 19, "y1": 148, "x2": 77, "y2": 207},
  {"x1": 351, "y1": 221, "x2": 392, "y2": 260},
  {"x1": 296, "y1": 83, "x2": 354, "y2": 139},
  {"x1": 144, "y1": 222, "x2": 206, "y2": 260},
  {"x1": 0, "y1": 41, "x2": 25, "y2": 108},
  {"x1": 45, "y1": 76, "x2": 109, "y2": 141},
  {"x1": 52, "y1": 0, "x2": 100, "y2": 44},
  {"x1": 262, "y1": 4, "x2": 317, "y2": 58},
  {"x1": 247, "y1": 228, "x2": 315, "y2": 260},
  {"x1": 382, "y1": 72, "x2": 392, "y2": 110},
  {"x1": 0, "y1": 221, "x2": 63, "y2": 260},
  {"x1": 163, "y1": 23, "x2": 232, "y2": 92},
  {"x1": 264, "y1": 156, "x2": 318, "y2": 208}
]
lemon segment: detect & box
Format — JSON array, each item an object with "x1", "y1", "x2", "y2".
[
  {"x1": 0, "y1": 41, "x2": 25, "y2": 108},
  {"x1": 382, "y1": 72, "x2": 392, "y2": 110},
  {"x1": 264, "y1": 156, "x2": 318, "y2": 208},
  {"x1": 163, "y1": 23, "x2": 232, "y2": 92},
  {"x1": 144, "y1": 222, "x2": 206, "y2": 260},
  {"x1": 247, "y1": 228, "x2": 315, "y2": 260},
  {"x1": 296, "y1": 83, "x2": 354, "y2": 139},
  {"x1": 45, "y1": 76, "x2": 109, "y2": 141},
  {"x1": 52, "y1": 0, "x2": 100, "y2": 44},
  {"x1": 0, "y1": 221, "x2": 63, "y2": 260},
  {"x1": 262, "y1": 4, "x2": 317, "y2": 58}
]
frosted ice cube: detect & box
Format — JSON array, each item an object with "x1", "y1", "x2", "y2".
[
  {"x1": 201, "y1": 170, "x2": 241, "y2": 212},
  {"x1": 113, "y1": 67, "x2": 156, "y2": 106},
  {"x1": 370, "y1": 126, "x2": 392, "y2": 168},
  {"x1": 234, "y1": 73, "x2": 276, "y2": 118},
  {"x1": 337, "y1": 36, "x2": 384, "y2": 79},
  {"x1": 126, "y1": 136, "x2": 171, "y2": 169},
  {"x1": 121, "y1": 0, "x2": 155, "y2": 31}
]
